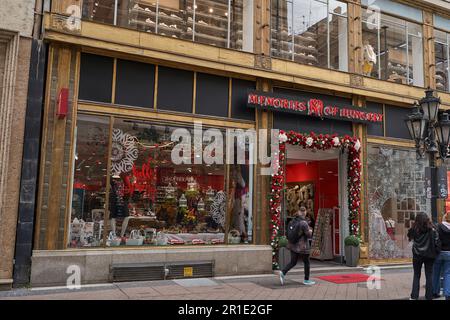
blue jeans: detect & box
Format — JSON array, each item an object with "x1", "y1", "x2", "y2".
[{"x1": 433, "y1": 251, "x2": 450, "y2": 298}]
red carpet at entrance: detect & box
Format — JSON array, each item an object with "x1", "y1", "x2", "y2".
[{"x1": 316, "y1": 273, "x2": 381, "y2": 284}]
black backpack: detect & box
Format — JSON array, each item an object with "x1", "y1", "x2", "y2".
[{"x1": 287, "y1": 218, "x2": 303, "y2": 244}]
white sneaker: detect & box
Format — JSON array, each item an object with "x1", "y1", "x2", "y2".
[
  {"x1": 303, "y1": 280, "x2": 316, "y2": 285},
  {"x1": 134, "y1": 4, "x2": 143, "y2": 10},
  {"x1": 198, "y1": 20, "x2": 208, "y2": 26},
  {"x1": 278, "y1": 271, "x2": 285, "y2": 286},
  {"x1": 159, "y1": 22, "x2": 168, "y2": 28},
  {"x1": 159, "y1": 11, "x2": 167, "y2": 16},
  {"x1": 145, "y1": 18, "x2": 155, "y2": 24},
  {"x1": 169, "y1": 24, "x2": 177, "y2": 29},
  {"x1": 144, "y1": 7, "x2": 151, "y2": 12},
  {"x1": 187, "y1": 27, "x2": 192, "y2": 32}
]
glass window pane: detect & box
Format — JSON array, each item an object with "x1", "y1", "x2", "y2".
[
  {"x1": 368, "y1": 145, "x2": 430, "y2": 260},
  {"x1": 157, "y1": 66, "x2": 193, "y2": 113},
  {"x1": 195, "y1": 73, "x2": 229, "y2": 118},
  {"x1": 105, "y1": 119, "x2": 235, "y2": 246},
  {"x1": 83, "y1": 0, "x2": 116, "y2": 24},
  {"x1": 435, "y1": 30, "x2": 449, "y2": 92},
  {"x1": 79, "y1": 53, "x2": 114, "y2": 103},
  {"x1": 70, "y1": 115, "x2": 110, "y2": 248},
  {"x1": 271, "y1": 0, "x2": 347, "y2": 71},
  {"x1": 115, "y1": 59, "x2": 155, "y2": 108}
]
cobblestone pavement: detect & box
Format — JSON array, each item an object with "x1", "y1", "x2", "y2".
[{"x1": 0, "y1": 268, "x2": 446, "y2": 300}]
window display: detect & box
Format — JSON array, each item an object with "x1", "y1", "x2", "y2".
[
  {"x1": 434, "y1": 29, "x2": 449, "y2": 92},
  {"x1": 362, "y1": 10, "x2": 424, "y2": 86},
  {"x1": 367, "y1": 145, "x2": 430, "y2": 259},
  {"x1": 82, "y1": 0, "x2": 254, "y2": 52},
  {"x1": 271, "y1": 0, "x2": 348, "y2": 72},
  {"x1": 69, "y1": 116, "x2": 253, "y2": 247}
]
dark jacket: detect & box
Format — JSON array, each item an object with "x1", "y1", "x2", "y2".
[
  {"x1": 407, "y1": 227, "x2": 440, "y2": 258},
  {"x1": 437, "y1": 222, "x2": 450, "y2": 252},
  {"x1": 287, "y1": 216, "x2": 312, "y2": 254}
]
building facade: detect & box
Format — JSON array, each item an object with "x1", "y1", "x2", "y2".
[
  {"x1": 0, "y1": 0, "x2": 43, "y2": 290},
  {"x1": 18, "y1": 0, "x2": 450, "y2": 286}
]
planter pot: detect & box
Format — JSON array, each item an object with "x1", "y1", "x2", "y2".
[
  {"x1": 278, "y1": 247, "x2": 291, "y2": 270},
  {"x1": 345, "y1": 245, "x2": 360, "y2": 267}
]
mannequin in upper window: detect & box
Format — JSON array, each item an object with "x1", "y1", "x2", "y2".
[{"x1": 363, "y1": 39, "x2": 377, "y2": 76}]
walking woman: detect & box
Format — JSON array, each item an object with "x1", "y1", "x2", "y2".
[
  {"x1": 432, "y1": 212, "x2": 450, "y2": 300},
  {"x1": 407, "y1": 213, "x2": 441, "y2": 300}
]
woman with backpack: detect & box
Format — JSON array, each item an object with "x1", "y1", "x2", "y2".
[
  {"x1": 407, "y1": 212, "x2": 441, "y2": 300},
  {"x1": 278, "y1": 207, "x2": 315, "y2": 286},
  {"x1": 432, "y1": 212, "x2": 450, "y2": 300}
]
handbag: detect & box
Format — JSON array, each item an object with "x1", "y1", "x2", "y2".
[
  {"x1": 107, "y1": 231, "x2": 122, "y2": 247},
  {"x1": 126, "y1": 229, "x2": 144, "y2": 246}
]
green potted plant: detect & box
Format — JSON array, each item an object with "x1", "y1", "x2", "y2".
[
  {"x1": 344, "y1": 235, "x2": 361, "y2": 267},
  {"x1": 277, "y1": 236, "x2": 290, "y2": 270}
]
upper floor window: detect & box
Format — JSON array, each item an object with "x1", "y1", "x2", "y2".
[
  {"x1": 271, "y1": 0, "x2": 348, "y2": 72},
  {"x1": 434, "y1": 15, "x2": 450, "y2": 92},
  {"x1": 82, "y1": 0, "x2": 254, "y2": 52},
  {"x1": 361, "y1": 2, "x2": 424, "y2": 87}
]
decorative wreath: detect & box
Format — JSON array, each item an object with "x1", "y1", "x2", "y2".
[
  {"x1": 270, "y1": 131, "x2": 362, "y2": 269},
  {"x1": 111, "y1": 128, "x2": 139, "y2": 176}
]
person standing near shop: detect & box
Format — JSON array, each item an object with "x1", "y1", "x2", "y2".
[
  {"x1": 278, "y1": 207, "x2": 315, "y2": 286},
  {"x1": 407, "y1": 213, "x2": 441, "y2": 300},
  {"x1": 432, "y1": 212, "x2": 450, "y2": 300}
]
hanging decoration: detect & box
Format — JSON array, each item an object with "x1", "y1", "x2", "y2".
[
  {"x1": 269, "y1": 130, "x2": 362, "y2": 269},
  {"x1": 210, "y1": 191, "x2": 226, "y2": 228},
  {"x1": 111, "y1": 128, "x2": 139, "y2": 177}
]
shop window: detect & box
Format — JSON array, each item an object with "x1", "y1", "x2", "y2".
[
  {"x1": 435, "y1": 29, "x2": 449, "y2": 92},
  {"x1": 362, "y1": 10, "x2": 424, "y2": 87},
  {"x1": 79, "y1": 53, "x2": 114, "y2": 103},
  {"x1": 366, "y1": 102, "x2": 384, "y2": 137},
  {"x1": 104, "y1": 119, "x2": 253, "y2": 246},
  {"x1": 384, "y1": 104, "x2": 411, "y2": 140},
  {"x1": 69, "y1": 115, "x2": 111, "y2": 248},
  {"x1": 271, "y1": 0, "x2": 348, "y2": 72},
  {"x1": 157, "y1": 66, "x2": 193, "y2": 113},
  {"x1": 195, "y1": 73, "x2": 229, "y2": 118},
  {"x1": 367, "y1": 145, "x2": 430, "y2": 260},
  {"x1": 115, "y1": 59, "x2": 155, "y2": 108},
  {"x1": 82, "y1": 0, "x2": 116, "y2": 25},
  {"x1": 81, "y1": 1, "x2": 254, "y2": 53},
  {"x1": 231, "y1": 78, "x2": 256, "y2": 121},
  {"x1": 273, "y1": 113, "x2": 352, "y2": 136}
]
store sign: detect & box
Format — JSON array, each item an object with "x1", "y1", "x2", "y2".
[{"x1": 247, "y1": 91, "x2": 384, "y2": 124}]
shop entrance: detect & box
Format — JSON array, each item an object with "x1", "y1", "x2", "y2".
[{"x1": 283, "y1": 144, "x2": 347, "y2": 264}]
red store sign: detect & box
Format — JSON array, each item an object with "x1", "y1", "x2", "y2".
[{"x1": 247, "y1": 91, "x2": 383, "y2": 124}]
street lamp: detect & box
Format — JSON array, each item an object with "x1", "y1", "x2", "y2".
[{"x1": 405, "y1": 89, "x2": 444, "y2": 223}]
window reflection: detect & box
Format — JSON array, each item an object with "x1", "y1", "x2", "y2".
[
  {"x1": 271, "y1": 0, "x2": 348, "y2": 72},
  {"x1": 70, "y1": 115, "x2": 110, "y2": 248},
  {"x1": 362, "y1": 10, "x2": 424, "y2": 86},
  {"x1": 83, "y1": 0, "x2": 253, "y2": 52},
  {"x1": 367, "y1": 145, "x2": 430, "y2": 259},
  {"x1": 435, "y1": 29, "x2": 449, "y2": 92}
]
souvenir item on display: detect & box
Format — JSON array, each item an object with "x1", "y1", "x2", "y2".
[
  {"x1": 187, "y1": 179, "x2": 198, "y2": 192},
  {"x1": 197, "y1": 198, "x2": 205, "y2": 211},
  {"x1": 107, "y1": 231, "x2": 122, "y2": 246},
  {"x1": 211, "y1": 238, "x2": 224, "y2": 245},
  {"x1": 210, "y1": 191, "x2": 226, "y2": 228},
  {"x1": 165, "y1": 183, "x2": 175, "y2": 199},
  {"x1": 111, "y1": 128, "x2": 139, "y2": 177},
  {"x1": 228, "y1": 229, "x2": 241, "y2": 244},
  {"x1": 206, "y1": 186, "x2": 215, "y2": 201},
  {"x1": 125, "y1": 229, "x2": 144, "y2": 246},
  {"x1": 81, "y1": 222, "x2": 95, "y2": 246},
  {"x1": 179, "y1": 193, "x2": 187, "y2": 208},
  {"x1": 192, "y1": 239, "x2": 206, "y2": 245},
  {"x1": 310, "y1": 209, "x2": 334, "y2": 260},
  {"x1": 169, "y1": 238, "x2": 185, "y2": 245},
  {"x1": 156, "y1": 231, "x2": 168, "y2": 245}
]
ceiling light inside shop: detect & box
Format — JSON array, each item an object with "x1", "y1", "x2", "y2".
[
  {"x1": 209, "y1": 8, "x2": 213, "y2": 13},
  {"x1": 225, "y1": 12, "x2": 228, "y2": 16},
  {"x1": 328, "y1": 171, "x2": 333, "y2": 174}
]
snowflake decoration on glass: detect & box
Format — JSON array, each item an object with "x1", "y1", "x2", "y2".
[
  {"x1": 210, "y1": 191, "x2": 226, "y2": 228},
  {"x1": 111, "y1": 128, "x2": 139, "y2": 176}
]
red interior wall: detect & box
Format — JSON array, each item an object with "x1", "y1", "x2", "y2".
[{"x1": 286, "y1": 160, "x2": 339, "y2": 218}]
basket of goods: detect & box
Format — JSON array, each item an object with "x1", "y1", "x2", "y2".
[
  {"x1": 107, "y1": 231, "x2": 122, "y2": 247},
  {"x1": 168, "y1": 238, "x2": 185, "y2": 245},
  {"x1": 228, "y1": 229, "x2": 241, "y2": 244},
  {"x1": 191, "y1": 239, "x2": 205, "y2": 245},
  {"x1": 125, "y1": 230, "x2": 144, "y2": 246},
  {"x1": 155, "y1": 232, "x2": 168, "y2": 246},
  {"x1": 211, "y1": 238, "x2": 224, "y2": 245}
]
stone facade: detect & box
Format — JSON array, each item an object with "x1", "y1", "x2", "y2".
[{"x1": 0, "y1": 0, "x2": 36, "y2": 290}]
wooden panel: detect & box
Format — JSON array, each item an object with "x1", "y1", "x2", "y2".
[
  {"x1": 348, "y1": 2, "x2": 363, "y2": 74},
  {"x1": 46, "y1": 47, "x2": 72, "y2": 250},
  {"x1": 423, "y1": 11, "x2": 435, "y2": 89},
  {"x1": 52, "y1": 0, "x2": 83, "y2": 15}
]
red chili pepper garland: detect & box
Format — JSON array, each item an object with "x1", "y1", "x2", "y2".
[{"x1": 270, "y1": 130, "x2": 361, "y2": 269}]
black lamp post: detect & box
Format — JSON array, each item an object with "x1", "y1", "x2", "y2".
[{"x1": 405, "y1": 89, "x2": 448, "y2": 223}]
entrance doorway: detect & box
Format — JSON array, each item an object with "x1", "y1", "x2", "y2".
[{"x1": 283, "y1": 144, "x2": 347, "y2": 264}]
